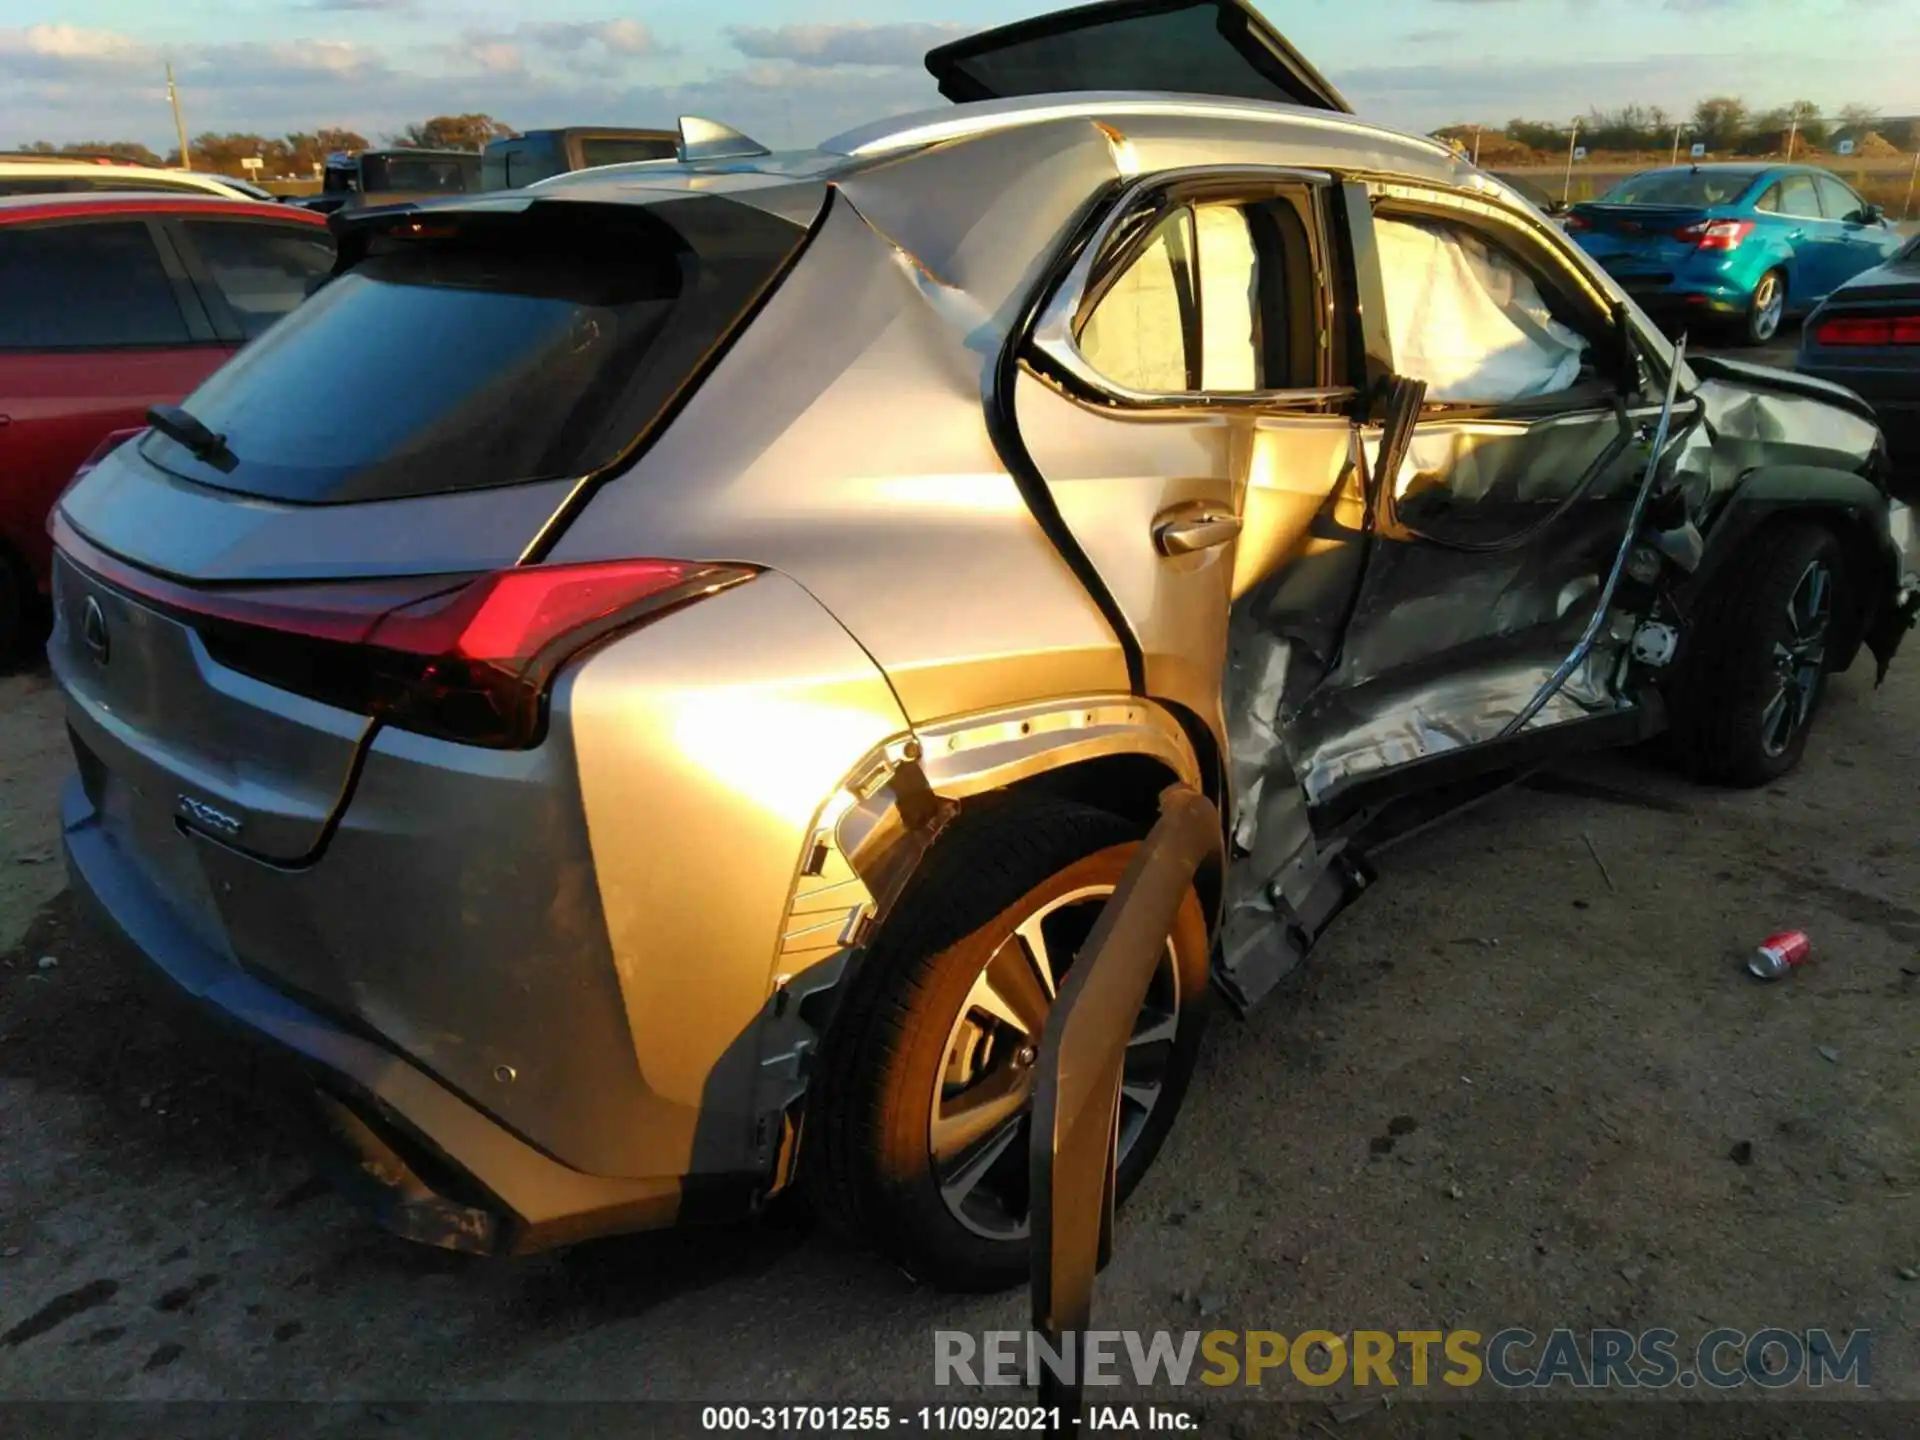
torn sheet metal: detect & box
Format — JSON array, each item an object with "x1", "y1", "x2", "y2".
[{"x1": 1294, "y1": 645, "x2": 1620, "y2": 804}]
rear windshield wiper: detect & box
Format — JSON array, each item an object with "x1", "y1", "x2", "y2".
[{"x1": 146, "y1": 404, "x2": 237, "y2": 473}]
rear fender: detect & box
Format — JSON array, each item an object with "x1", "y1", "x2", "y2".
[
  {"x1": 1683, "y1": 464, "x2": 1899, "y2": 671},
  {"x1": 1748, "y1": 238, "x2": 1799, "y2": 296},
  {"x1": 786, "y1": 695, "x2": 1208, "y2": 978},
  {"x1": 760, "y1": 696, "x2": 1214, "y2": 1190}
]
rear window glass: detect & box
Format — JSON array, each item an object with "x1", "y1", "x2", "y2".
[
  {"x1": 137, "y1": 196, "x2": 809, "y2": 505},
  {"x1": 361, "y1": 154, "x2": 478, "y2": 194},
  {"x1": 0, "y1": 221, "x2": 190, "y2": 349},
  {"x1": 1598, "y1": 170, "x2": 1759, "y2": 207},
  {"x1": 578, "y1": 137, "x2": 677, "y2": 169}
]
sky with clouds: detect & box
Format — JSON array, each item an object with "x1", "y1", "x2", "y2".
[{"x1": 2, "y1": 0, "x2": 1912, "y2": 152}]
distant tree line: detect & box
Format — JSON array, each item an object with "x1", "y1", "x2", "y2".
[
  {"x1": 1440, "y1": 99, "x2": 1918, "y2": 159},
  {"x1": 15, "y1": 115, "x2": 518, "y2": 179}
]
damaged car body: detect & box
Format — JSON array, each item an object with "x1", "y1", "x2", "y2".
[{"x1": 46, "y1": 0, "x2": 1918, "y2": 1286}]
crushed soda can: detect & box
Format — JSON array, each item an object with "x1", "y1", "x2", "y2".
[{"x1": 1747, "y1": 930, "x2": 1811, "y2": 980}]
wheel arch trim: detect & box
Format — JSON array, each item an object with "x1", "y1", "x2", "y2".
[
  {"x1": 1688, "y1": 464, "x2": 1898, "y2": 667},
  {"x1": 758, "y1": 695, "x2": 1212, "y2": 1194}
]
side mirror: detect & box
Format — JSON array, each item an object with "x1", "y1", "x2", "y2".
[{"x1": 1860, "y1": 203, "x2": 1885, "y2": 225}]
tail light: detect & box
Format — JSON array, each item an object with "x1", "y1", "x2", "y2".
[
  {"x1": 1675, "y1": 219, "x2": 1753, "y2": 252},
  {"x1": 62, "y1": 427, "x2": 146, "y2": 499},
  {"x1": 1812, "y1": 313, "x2": 1920, "y2": 347},
  {"x1": 53, "y1": 521, "x2": 754, "y2": 748},
  {"x1": 1564, "y1": 215, "x2": 1590, "y2": 233}
]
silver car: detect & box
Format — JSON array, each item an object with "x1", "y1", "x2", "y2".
[{"x1": 48, "y1": 0, "x2": 1917, "y2": 1290}]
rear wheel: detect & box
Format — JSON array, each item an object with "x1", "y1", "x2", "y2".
[
  {"x1": 805, "y1": 797, "x2": 1210, "y2": 1292},
  {"x1": 1742, "y1": 268, "x2": 1786, "y2": 345},
  {"x1": 1668, "y1": 522, "x2": 1843, "y2": 786}
]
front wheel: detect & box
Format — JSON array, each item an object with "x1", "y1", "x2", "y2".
[
  {"x1": 1742, "y1": 268, "x2": 1787, "y2": 346},
  {"x1": 804, "y1": 797, "x2": 1210, "y2": 1292},
  {"x1": 1667, "y1": 522, "x2": 1843, "y2": 786}
]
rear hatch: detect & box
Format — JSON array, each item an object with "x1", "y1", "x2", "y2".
[
  {"x1": 925, "y1": 0, "x2": 1351, "y2": 112},
  {"x1": 53, "y1": 189, "x2": 816, "y2": 865}
]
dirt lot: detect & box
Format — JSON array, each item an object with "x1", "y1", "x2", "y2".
[{"x1": 2, "y1": 617, "x2": 1917, "y2": 1416}]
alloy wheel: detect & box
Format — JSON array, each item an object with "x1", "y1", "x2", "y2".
[
  {"x1": 1760, "y1": 558, "x2": 1831, "y2": 758},
  {"x1": 1751, "y1": 272, "x2": 1784, "y2": 342},
  {"x1": 928, "y1": 883, "x2": 1180, "y2": 1241}
]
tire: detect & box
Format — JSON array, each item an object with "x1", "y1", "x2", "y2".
[
  {"x1": 1741, "y1": 268, "x2": 1786, "y2": 346},
  {"x1": 1667, "y1": 522, "x2": 1844, "y2": 787},
  {"x1": 804, "y1": 796, "x2": 1211, "y2": 1292}
]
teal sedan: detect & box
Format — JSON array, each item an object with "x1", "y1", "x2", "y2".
[{"x1": 1567, "y1": 163, "x2": 1905, "y2": 345}]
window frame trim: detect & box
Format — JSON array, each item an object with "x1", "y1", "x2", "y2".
[{"x1": 1026, "y1": 163, "x2": 1355, "y2": 414}]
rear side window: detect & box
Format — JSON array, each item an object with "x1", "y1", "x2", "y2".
[
  {"x1": 1080, "y1": 210, "x2": 1195, "y2": 392},
  {"x1": 182, "y1": 220, "x2": 335, "y2": 339},
  {"x1": 138, "y1": 195, "x2": 813, "y2": 504},
  {"x1": 1076, "y1": 195, "x2": 1319, "y2": 395},
  {"x1": 577, "y1": 137, "x2": 676, "y2": 169},
  {"x1": 0, "y1": 221, "x2": 190, "y2": 349},
  {"x1": 1776, "y1": 174, "x2": 1821, "y2": 217}
]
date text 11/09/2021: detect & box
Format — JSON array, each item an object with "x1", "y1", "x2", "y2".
[{"x1": 701, "y1": 1407, "x2": 1198, "y2": 1432}]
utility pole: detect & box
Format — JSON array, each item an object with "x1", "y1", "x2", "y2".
[
  {"x1": 1562, "y1": 121, "x2": 1580, "y2": 205},
  {"x1": 1785, "y1": 116, "x2": 1799, "y2": 162},
  {"x1": 1671, "y1": 123, "x2": 1684, "y2": 166},
  {"x1": 1471, "y1": 124, "x2": 1482, "y2": 166},
  {"x1": 167, "y1": 62, "x2": 191, "y2": 171}
]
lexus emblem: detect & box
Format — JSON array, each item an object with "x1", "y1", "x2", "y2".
[{"x1": 80, "y1": 596, "x2": 110, "y2": 665}]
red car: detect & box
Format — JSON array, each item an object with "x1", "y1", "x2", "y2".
[{"x1": 0, "y1": 193, "x2": 333, "y2": 658}]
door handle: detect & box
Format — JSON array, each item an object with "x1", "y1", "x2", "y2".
[{"x1": 1152, "y1": 510, "x2": 1241, "y2": 557}]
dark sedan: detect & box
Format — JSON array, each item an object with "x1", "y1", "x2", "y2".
[{"x1": 1799, "y1": 233, "x2": 1920, "y2": 486}]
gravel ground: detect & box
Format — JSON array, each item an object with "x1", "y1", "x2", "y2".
[{"x1": 2, "y1": 639, "x2": 1915, "y2": 1418}]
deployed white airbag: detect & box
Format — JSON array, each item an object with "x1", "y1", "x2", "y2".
[{"x1": 1374, "y1": 217, "x2": 1587, "y2": 403}]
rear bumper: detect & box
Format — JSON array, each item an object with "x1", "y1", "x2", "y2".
[
  {"x1": 1796, "y1": 362, "x2": 1920, "y2": 476},
  {"x1": 1615, "y1": 275, "x2": 1754, "y2": 319},
  {"x1": 61, "y1": 773, "x2": 683, "y2": 1255}
]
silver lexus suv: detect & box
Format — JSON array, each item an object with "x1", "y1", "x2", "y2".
[{"x1": 48, "y1": 0, "x2": 1916, "y2": 1290}]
